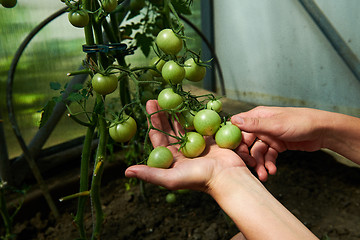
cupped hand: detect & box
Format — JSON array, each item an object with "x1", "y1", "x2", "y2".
[
  {"x1": 125, "y1": 100, "x2": 247, "y2": 192},
  {"x1": 231, "y1": 106, "x2": 326, "y2": 181}
]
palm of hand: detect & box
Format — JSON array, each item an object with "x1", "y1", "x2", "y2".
[
  {"x1": 162, "y1": 137, "x2": 246, "y2": 191},
  {"x1": 125, "y1": 100, "x2": 246, "y2": 192}
]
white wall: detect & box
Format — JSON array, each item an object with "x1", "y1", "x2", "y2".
[{"x1": 214, "y1": 0, "x2": 360, "y2": 116}]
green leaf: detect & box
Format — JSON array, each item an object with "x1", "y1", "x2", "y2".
[
  {"x1": 53, "y1": 96, "x2": 63, "y2": 103},
  {"x1": 135, "y1": 32, "x2": 153, "y2": 57},
  {"x1": 72, "y1": 83, "x2": 84, "y2": 91},
  {"x1": 50, "y1": 82, "x2": 61, "y2": 90},
  {"x1": 67, "y1": 92, "x2": 84, "y2": 102},
  {"x1": 39, "y1": 99, "x2": 56, "y2": 128},
  {"x1": 171, "y1": 0, "x2": 192, "y2": 15}
]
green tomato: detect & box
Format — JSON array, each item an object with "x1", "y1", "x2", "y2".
[
  {"x1": 165, "y1": 193, "x2": 176, "y2": 203},
  {"x1": 193, "y1": 109, "x2": 221, "y2": 136},
  {"x1": 184, "y1": 58, "x2": 206, "y2": 82},
  {"x1": 92, "y1": 73, "x2": 118, "y2": 95},
  {"x1": 157, "y1": 88, "x2": 183, "y2": 110},
  {"x1": 161, "y1": 60, "x2": 185, "y2": 85},
  {"x1": 102, "y1": 0, "x2": 118, "y2": 12},
  {"x1": 138, "y1": 71, "x2": 153, "y2": 82},
  {"x1": 178, "y1": 109, "x2": 197, "y2": 130},
  {"x1": 130, "y1": 0, "x2": 145, "y2": 11},
  {"x1": 147, "y1": 146, "x2": 173, "y2": 168},
  {"x1": 156, "y1": 29, "x2": 183, "y2": 55},
  {"x1": 215, "y1": 124, "x2": 242, "y2": 149},
  {"x1": 180, "y1": 132, "x2": 206, "y2": 158},
  {"x1": 149, "y1": 57, "x2": 165, "y2": 77},
  {"x1": 68, "y1": 10, "x2": 89, "y2": 28},
  {"x1": 140, "y1": 90, "x2": 155, "y2": 104},
  {"x1": 0, "y1": 0, "x2": 16, "y2": 8},
  {"x1": 206, "y1": 99, "x2": 223, "y2": 113},
  {"x1": 109, "y1": 116, "x2": 137, "y2": 143}
]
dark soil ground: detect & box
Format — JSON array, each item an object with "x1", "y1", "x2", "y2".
[{"x1": 7, "y1": 149, "x2": 360, "y2": 240}]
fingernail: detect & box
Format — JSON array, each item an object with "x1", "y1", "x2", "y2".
[
  {"x1": 125, "y1": 169, "x2": 136, "y2": 178},
  {"x1": 231, "y1": 116, "x2": 244, "y2": 125}
]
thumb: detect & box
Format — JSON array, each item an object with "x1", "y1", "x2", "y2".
[{"x1": 231, "y1": 114, "x2": 276, "y2": 135}]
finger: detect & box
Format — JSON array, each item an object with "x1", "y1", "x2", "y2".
[
  {"x1": 231, "y1": 109, "x2": 283, "y2": 137},
  {"x1": 125, "y1": 165, "x2": 181, "y2": 190},
  {"x1": 240, "y1": 131, "x2": 257, "y2": 148},
  {"x1": 235, "y1": 143, "x2": 256, "y2": 167},
  {"x1": 252, "y1": 134, "x2": 287, "y2": 153},
  {"x1": 147, "y1": 100, "x2": 176, "y2": 146},
  {"x1": 264, "y1": 147, "x2": 278, "y2": 175},
  {"x1": 250, "y1": 140, "x2": 269, "y2": 182},
  {"x1": 171, "y1": 114, "x2": 185, "y2": 137}
]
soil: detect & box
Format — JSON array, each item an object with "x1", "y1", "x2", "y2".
[{"x1": 5, "y1": 149, "x2": 360, "y2": 240}]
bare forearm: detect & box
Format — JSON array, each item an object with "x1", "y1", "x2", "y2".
[
  {"x1": 322, "y1": 112, "x2": 360, "y2": 165},
  {"x1": 208, "y1": 168, "x2": 318, "y2": 240}
]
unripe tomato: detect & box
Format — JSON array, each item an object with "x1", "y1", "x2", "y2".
[
  {"x1": 161, "y1": 60, "x2": 185, "y2": 85},
  {"x1": 184, "y1": 58, "x2": 206, "y2": 82},
  {"x1": 149, "y1": 57, "x2": 165, "y2": 77},
  {"x1": 193, "y1": 109, "x2": 221, "y2": 136},
  {"x1": 140, "y1": 90, "x2": 155, "y2": 104},
  {"x1": 92, "y1": 73, "x2": 118, "y2": 95},
  {"x1": 130, "y1": 0, "x2": 145, "y2": 11},
  {"x1": 147, "y1": 146, "x2": 173, "y2": 168},
  {"x1": 180, "y1": 132, "x2": 206, "y2": 158},
  {"x1": 68, "y1": 10, "x2": 89, "y2": 28},
  {"x1": 102, "y1": 0, "x2": 118, "y2": 12},
  {"x1": 206, "y1": 99, "x2": 222, "y2": 113},
  {"x1": 178, "y1": 109, "x2": 197, "y2": 130},
  {"x1": 138, "y1": 71, "x2": 153, "y2": 82},
  {"x1": 157, "y1": 88, "x2": 183, "y2": 110},
  {"x1": 156, "y1": 29, "x2": 183, "y2": 55},
  {"x1": 165, "y1": 193, "x2": 176, "y2": 203},
  {"x1": 109, "y1": 116, "x2": 137, "y2": 143},
  {"x1": 0, "y1": 0, "x2": 16, "y2": 8},
  {"x1": 215, "y1": 124, "x2": 242, "y2": 149}
]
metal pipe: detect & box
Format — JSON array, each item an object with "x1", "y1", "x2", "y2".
[{"x1": 299, "y1": 0, "x2": 360, "y2": 82}]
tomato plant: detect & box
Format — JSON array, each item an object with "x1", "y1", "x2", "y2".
[
  {"x1": 31, "y1": 1, "x2": 206, "y2": 239},
  {"x1": 68, "y1": 9, "x2": 89, "y2": 28},
  {"x1": 184, "y1": 58, "x2": 206, "y2": 82},
  {"x1": 215, "y1": 124, "x2": 242, "y2": 149},
  {"x1": 206, "y1": 99, "x2": 222, "y2": 113},
  {"x1": 156, "y1": 28, "x2": 183, "y2": 55},
  {"x1": 91, "y1": 73, "x2": 118, "y2": 95},
  {"x1": 193, "y1": 109, "x2": 221, "y2": 136},
  {"x1": 162, "y1": 60, "x2": 185, "y2": 85},
  {"x1": 147, "y1": 146, "x2": 173, "y2": 168},
  {"x1": 102, "y1": 0, "x2": 118, "y2": 12},
  {"x1": 0, "y1": 0, "x2": 16, "y2": 8},
  {"x1": 109, "y1": 116, "x2": 137, "y2": 143},
  {"x1": 157, "y1": 88, "x2": 183, "y2": 110},
  {"x1": 180, "y1": 132, "x2": 206, "y2": 158}
]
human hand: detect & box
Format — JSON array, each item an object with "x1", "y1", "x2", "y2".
[
  {"x1": 231, "y1": 106, "x2": 327, "y2": 181},
  {"x1": 125, "y1": 100, "x2": 247, "y2": 192}
]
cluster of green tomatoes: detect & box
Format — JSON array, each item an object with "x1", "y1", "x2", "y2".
[
  {"x1": 89, "y1": 28, "x2": 243, "y2": 169},
  {"x1": 143, "y1": 29, "x2": 243, "y2": 169},
  {"x1": 83, "y1": 15, "x2": 243, "y2": 169}
]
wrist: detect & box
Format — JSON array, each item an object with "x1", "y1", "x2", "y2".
[{"x1": 206, "y1": 167, "x2": 317, "y2": 240}]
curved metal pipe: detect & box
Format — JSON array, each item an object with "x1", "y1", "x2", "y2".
[
  {"x1": 299, "y1": 0, "x2": 360, "y2": 82},
  {"x1": 179, "y1": 14, "x2": 226, "y2": 96},
  {"x1": 6, "y1": 6, "x2": 68, "y2": 218}
]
